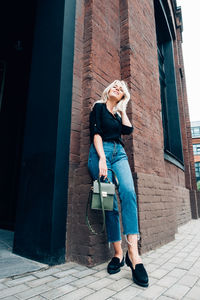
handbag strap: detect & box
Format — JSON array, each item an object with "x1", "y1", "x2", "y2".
[
  {"x1": 107, "y1": 168, "x2": 119, "y2": 187},
  {"x1": 85, "y1": 178, "x2": 106, "y2": 235},
  {"x1": 86, "y1": 168, "x2": 118, "y2": 235}
]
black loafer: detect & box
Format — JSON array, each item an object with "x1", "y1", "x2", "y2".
[
  {"x1": 107, "y1": 256, "x2": 125, "y2": 274},
  {"x1": 125, "y1": 251, "x2": 149, "y2": 287}
]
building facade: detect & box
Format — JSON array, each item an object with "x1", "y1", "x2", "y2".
[
  {"x1": 0, "y1": 0, "x2": 198, "y2": 266},
  {"x1": 191, "y1": 121, "x2": 200, "y2": 184}
]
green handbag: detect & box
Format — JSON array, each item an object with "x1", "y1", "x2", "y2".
[
  {"x1": 86, "y1": 168, "x2": 119, "y2": 235},
  {"x1": 91, "y1": 180, "x2": 115, "y2": 210}
]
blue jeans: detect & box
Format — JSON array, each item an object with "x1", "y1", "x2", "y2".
[{"x1": 88, "y1": 141, "x2": 139, "y2": 243}]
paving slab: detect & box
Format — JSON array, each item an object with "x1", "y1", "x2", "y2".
[{"x1": 0, "y1": 220, "x2": 200, "y2": 299}]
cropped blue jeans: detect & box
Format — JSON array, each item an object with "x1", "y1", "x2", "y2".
[{"x1": 88, "y1": 141, "x2": 139, "y2": 243}]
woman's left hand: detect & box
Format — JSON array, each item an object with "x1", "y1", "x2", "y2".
[
  {"x1": 119, "y1": 103, "x2": 132, "y2": 127},
  {"x1": 118, "y1": 100, "x2": 127, "y2": 113}
]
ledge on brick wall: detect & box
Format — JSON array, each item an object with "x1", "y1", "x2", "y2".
[{"x1": 164, "y1": 151, "x2": 184, "y2": 170}]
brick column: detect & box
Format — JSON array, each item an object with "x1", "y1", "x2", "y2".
[{"x1": 175, "y1": 7, "x2": 198, "y2": 218}]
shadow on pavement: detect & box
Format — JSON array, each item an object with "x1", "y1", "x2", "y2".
[{"x1": 0, "y1": 229, "x2": 47, "y2": 279}]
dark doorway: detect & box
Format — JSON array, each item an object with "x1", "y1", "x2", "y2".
[{"x1": 0, "y1": 1, "x2": 36, "y2": 230}]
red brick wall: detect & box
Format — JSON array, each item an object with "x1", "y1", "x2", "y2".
[
  {"x1": 66, "y1": 0, "x2": 193, "y2": 266},
  {"x1": 66, "y1": 0, "x2": 122, "y2": 265},
  {"x1": 136, "y1": 173, "x2": 176, "y2": 253},
  {"x1": 174, "y1": 6, "x2": 198, "y2": 220},
  {"x1": 175, "y1": 7, "x2": 197, "y2": 191},
  {"x1": 123, "y1": 0, "x2": 166, "y2": 177},
  {"x1": 136, "y1": 171, "x2": 191, "y2": 254}
]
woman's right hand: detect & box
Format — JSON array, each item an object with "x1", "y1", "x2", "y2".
[{"x1": 99, "y1": 157, "x2": 108, "y2": 179}]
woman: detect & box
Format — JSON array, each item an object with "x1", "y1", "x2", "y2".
[{"x1": 88, "y1": 80, "x2": 149, "y2": 287}]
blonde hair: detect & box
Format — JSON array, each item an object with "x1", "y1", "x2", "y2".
[{"x1": 93, "y1": 80, "x2": 130, "y2": 114}]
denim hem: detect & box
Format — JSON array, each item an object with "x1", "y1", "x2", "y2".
[
  {"x1": 123, "y1": 232, "x2": 139, "y2": 235},
  {"x1": 107, "y1": 239, "x2": 122, "y2": 243},
  {"x1": 123, "y1": 232, "x2": 140, "y2": 240}
]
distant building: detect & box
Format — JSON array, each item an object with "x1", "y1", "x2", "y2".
[{"x1": 191, "y1": 121, "x2": 200, "y2": 183}]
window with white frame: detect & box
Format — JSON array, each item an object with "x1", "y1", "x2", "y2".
[
  {"x1": 193, "y1": 144, "x2": 200, "y2": 155},
  {"x1": 191, "y1": 127, "x2": 200, "y2": 138}
]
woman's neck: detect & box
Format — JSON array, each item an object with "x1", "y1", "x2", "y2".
[{"x1": 106, "y1": 99, "x2": 116, "y2": 114}]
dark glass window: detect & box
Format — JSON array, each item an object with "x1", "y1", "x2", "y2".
[
  {"x1": 154, "y1": 0, "x2": 183, "y2": 165},
  {"x1": 195, "y1": 162, "x2": 200, "y2": 181},
  {"x1": 157, "y1": 44, "x2": 169, "y2": 151}
]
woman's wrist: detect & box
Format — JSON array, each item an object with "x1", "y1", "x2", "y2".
[
  {"x1": 99, "y1": 156, "x2": 106, "y2": 160},
  {"x1": 120, "y1": 110, "x2": 127, "y2": 116}
]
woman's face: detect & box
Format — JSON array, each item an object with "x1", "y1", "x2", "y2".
[{"x1": 108, "y1": 84, "x2": 124, "y2": 102}]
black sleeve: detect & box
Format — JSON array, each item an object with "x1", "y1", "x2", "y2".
[
  {"x1": 89, "y1": 103, "x2": 103, "y2": 141},
  {"x1": 121, "y1": 124, "x2": 134, "y2": 135}
]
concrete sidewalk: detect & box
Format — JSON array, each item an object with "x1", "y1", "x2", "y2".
[
  {"x1": 0, "y1": 230, "x2": 46, "y2": 279},
  {"x1": 0, "y1": 220, "x2": 200, "y2": 299}
]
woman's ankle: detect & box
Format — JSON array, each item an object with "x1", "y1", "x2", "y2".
[
  {"x1": 128, "y1": 249, "x2": 142, "y2": 267},
  {"x1": 113, "y1": 241, "x2": 123, "y2": 260},
  {"x1": 114, "y1": 250, "x2": 123, "y2": 260}
]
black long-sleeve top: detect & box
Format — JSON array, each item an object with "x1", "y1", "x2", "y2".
[{"x1": 89, "y1": 103, "x2": 133, "y2": 146}]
